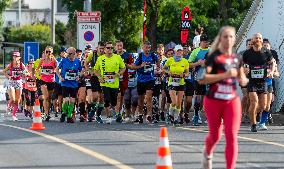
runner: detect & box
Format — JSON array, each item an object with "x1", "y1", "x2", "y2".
[
  {"x1": 188, "y1": 34, "x2": 210, "y2": 126},
  {"x1": 52, "y1": 46, "x2": 67, "y2": 118},
  {"x1": 152, "y1": 44, "x2": 165, "y2": 123},
  {"x1": 130, "y1": 41, "x2": 160, "y2": 123},
  {"x1": 93, "y1": 41, "x2": 126, "y2": 124},
  {"x1": 33, "y1": 52, "x2": 44, "y2": 113},
  {"x1": 242, "y1": 33, "x2": 276, "y2": 132},
  {"x1": 36, "y1": 46, "x2": 57, "y2": 121},
  {"x1": 257, "y1": 38, "x2": 280, "y2": 130},
  {"x1": 163, "y1": 45, "x2": 189, "y2": 125},
  {"x1": 161, "y1": 49, "x2": 173, "y2": 122},
  {"x1": 193, "y1": 26, "x2": 204, "y2": 49},
  {"x1": 84, "y1": 42, "x2": 105, "y2": 123},
  {"x1": 198, "y1": 26, "x2": 248, "y2": 169},
  {"x1": 123, "y1": 68, "x2": 138, "y2": 123},
  {"x1": 76, "y1": 49, "x2": 88, "y2": 122},
  {"x1": 114, "y1": 40, "x2": 134, "y2": 122},
  {"x1": 239, "y1": 39, "x2": 252, "y2": 123},
  {"x1": 183, "y1": 44, "x2": 194, "y2": 124},
  {"x1": 56, "y1": 47, "x2": 83, "y2": 123},
  {"x1": 3, "y1": 51, "x2": 28, "y2": 121},
  {"x1": 22, "y1": 59, "x2": 36, "y2": 119}
]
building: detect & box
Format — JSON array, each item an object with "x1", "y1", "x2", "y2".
[{"x1": 3, "y1": 0, "x2": 69, "y2": 28}]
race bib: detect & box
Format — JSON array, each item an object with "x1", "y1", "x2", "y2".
[
  {"x1": 214, "y1": 84, "x2": 234, "y2": 100},
  {"x1": 85, "y1": 78, "x2": 91, "y2": 87},
  {"x1": 41, "y1": 68, "x2": 53, "y2": 75},
  {"x1": 185, "y1": 72, "x2": 192, "y2": 80},
  {"x1": 154, "y1": 76, "x2": 162, "y2": 85},
  {"x1": 144, "y1": 64, "x2": 153, "y2": 73},
  {"x1": 128, "y1": 73, "x2": 136, "y2": 83},
  {"x1": 251, "y1": 69, "x2": 264, "y2": 78},
  {"x1": 104, "y1": 72, "x2": 115, "y2": 83},
  {"x1": 170, "y1": 77, "x2": 181, "y2": 86},
  {"x1": 27, "y1": 82, "x2": 36, "y2": 88},
  {"x1": 11, "y1": 70, "x2": 22, "y2": 78},
  {"x1": 65, "y1": 70, "x2": 77, "y2": 80}
]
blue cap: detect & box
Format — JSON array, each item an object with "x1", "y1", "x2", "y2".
[{"x1": 60, "y1": 46, "x2": 67, "y2": 53}]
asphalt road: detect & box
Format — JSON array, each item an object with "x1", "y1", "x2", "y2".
[{"x1": 0, "y1": 108, "x2": 284, "y2": 169}]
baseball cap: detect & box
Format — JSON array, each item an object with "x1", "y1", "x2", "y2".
[
  {"x1": 200, "y1": 34, "x2": 209, "y2": 42},
  {"x1": 60, "y1": 46, "x2": 67, "y2": 53},
  {"x1": 12, "y1": 51, "x2": 21, "y2": 57},
  {"x1": 85, "y1": 44, "x2": 92, "y2": 50},
  {"x1": 174, "y1": 45, "x2": 183, "y2": 51}
]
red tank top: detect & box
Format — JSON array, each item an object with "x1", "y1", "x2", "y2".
[{"x1": 10, "y1": 62, "x2": 24, "y2": 80}]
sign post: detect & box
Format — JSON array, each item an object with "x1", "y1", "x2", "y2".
[
  {"x1": 180, "y1": 7, "x2": 192, "y2": 45},
  {"x1": 24, "y1": 42, "x2": 39, "y2": 64},
  {"x1": 77, "y1": 11, "x2": 101, "y2": 50}
]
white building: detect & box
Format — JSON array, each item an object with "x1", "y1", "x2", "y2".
[{"x1": 3, "y1": 0, "x2": 69, "y2": 27}]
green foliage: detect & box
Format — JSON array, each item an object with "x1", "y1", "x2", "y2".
[{"x1": 0, "y1": 0, "x2": 12, "y2": 40}]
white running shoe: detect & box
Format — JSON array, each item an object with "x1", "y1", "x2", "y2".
[
  {"x1": 12, "y1": 116, "x2": 18, "y2": 121},
  {"x1": 202, "y1": 149, "x2": 212, "y2": 169},
  {"x1": 106, "y1": 117, "x2": 113, "y2": 124},
  {"x1": 257, "y1": 123, "x2": 268, "y2": 130}
]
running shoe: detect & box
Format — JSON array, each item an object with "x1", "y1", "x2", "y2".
[
  {"x1": 116, "y1": 113, "x2": 123, "y2": 123},
  {"x1": 184, "y1": 113, "x2": 190, "y2": 124},
  {"x1": 12, "y1": 115, "x2": 18, "y2": 121},
  {"x1": 268, "y1": 113, "x2": 273, "y2": 124},
  {"x1": 193, "y1": 115, "x2": 199, "y2": 126},
  {"x1": 257, "y1": 123, "x2": 268, "y2": 130},
  {"x1": 134, "y1": 115, "x2": 143, "y2": 124},
  {"x1": 202, "y1": 149, "x2": 212, "y2": 169},
  {"x1": 250, "y1": 124, "x2": 257, "y2": 132},
  {"x1": 106, "y1": 117, "x2": 112, "y2": 124},
  {"x1": 24, "y1": 109, "x2": 29, "y2": 117},
  {"x1": 96, "y1": 116, "x2": 103, "y2": 124},
  {"x1": 60, "y1": 113, "x2": 66, "y2": 122},
  {"x1": 45, "y1": 115, "x2": 51, "y2": 122},
  {"x1": 55, "y1": 112, "x2": 59, "y2": 117},
  {"x1": 152, "y1": 115, "x2": 158, "y2": 124},
  {"x1": 160, "y1": 111, "x2": 166, "y2": 122},
  {"x1": 79, "y1": 115, "x2": 86, "y2": 122},
  {"x1": 198, "y1": 115, "x2": 203, "y2": 124},
  {"x1": 256, "y1": 113, "x2": 260, "y2": 123},
  {"x1": 173, "y1": 120, "x2": 180, "y2": 126},
  {"x1": 146, "y1": 115, "x2": 152, "y2": 123},
  {"x1": 67, "y1": 117, "x2": 74, "y2": 123}
]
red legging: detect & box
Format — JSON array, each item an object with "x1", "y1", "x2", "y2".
[{"x1": 204, "y1": 96, "x2": 241, "y2": 169}]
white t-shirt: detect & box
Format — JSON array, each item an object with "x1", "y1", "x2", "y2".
[{"x1": 193, "y1": 35, "x2": 201, "y2": 48}]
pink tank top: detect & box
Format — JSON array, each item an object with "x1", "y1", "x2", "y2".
[
  {"x1": 10, "y1": 62, "x2": 24, "y2": 80},
  {"x1": 41, "y1": 59, "x2": 56, "y2": 82}
]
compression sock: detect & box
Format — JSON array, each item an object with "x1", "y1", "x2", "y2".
[
  {"x1": 67, "y1": 103, "x2": 75, "y2": 118},
  {"x1": 62, "y1": 102, "x2": 69, "y2": 115}
]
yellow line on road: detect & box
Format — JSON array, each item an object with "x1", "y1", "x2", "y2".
[
  {"x1": 177, "y1": 126, "x2": 284, "y2": 149},
  {"x1": 0, "y1": 124, "x2": 133, "y2": 169}
]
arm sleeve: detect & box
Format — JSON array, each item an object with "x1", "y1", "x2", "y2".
[{"x1": 188, "y1": 49, "x2": 199, "y2": 63}]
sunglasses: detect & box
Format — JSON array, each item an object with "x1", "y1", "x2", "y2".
[
  {"x1": 106, "y1": 47, "x2": 113, "y2": 50},
  {"x1": 68, "y1": 53, "x2": 75, "y2": 55},
  {"x1": 46, "y1": 51, "x2": 52, "y2": 53}
]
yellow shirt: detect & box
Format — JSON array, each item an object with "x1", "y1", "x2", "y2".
[
  {"x1": 164, "y1": 57, "x2": 189, "y2": 86},
  {"x1": 33, "y1": 58, "x2": 41, "y2": 80},
  {"x1": 94, "y1": 54, "x2": 125, "y2": 88}
]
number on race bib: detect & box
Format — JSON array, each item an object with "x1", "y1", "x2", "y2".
[
  {"x1": 65, "y1": 70, "x2": 77, "y2": 80},
  {"x1": 104, "y1": 72, "x2": 115, "y2": 83},
  {"x1": 144, "y1": 64, "x2": 153, "y2": 73},
  {"x1": 214, "y1": 84, "x2": 234, "y2": 100},
  {"x1": 85, "y1": 78, "x2": 91, "y2": 86},
  {"x1": 170, "y1": 77, "x2": 181, "y2": 86},
  {"x1": 251, "y1": 69, "x2": 264, "y2": 78}
]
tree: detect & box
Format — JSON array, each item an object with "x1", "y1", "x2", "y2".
[
  {"x1": 0, "y1": 0, "x2": 12, "y2": 41},
  {"x1": 62, "y1": 0, "x2": 143, "y2": 52}
]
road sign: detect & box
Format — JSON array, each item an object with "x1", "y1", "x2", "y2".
[
  {"x1": 180, "y1": 6, "x2": 192, "y2": 45},
  {"x1": 77, "y1": 22, "x2": 101, "y2": 51},
  {"x1": 24, "y1": 42, "x2": 39, "y2": 64},
  {"x1": 77, "y1": 11, "x2": 101, "y2": 23}
]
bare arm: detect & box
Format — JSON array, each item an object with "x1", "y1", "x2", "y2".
[
  {"x1": 198, "y1": 66, "x2": 235, "y2": 85},
  {"x1": 3, "y1": 64, "x2": 11, "y2": 80}
]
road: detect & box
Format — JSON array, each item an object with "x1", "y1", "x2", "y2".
[{"x1": 0, "y1": 108, "x2": 284, "y2": 169}]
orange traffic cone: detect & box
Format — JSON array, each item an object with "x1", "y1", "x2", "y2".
[
  {"x1": 156, "y1": 127, "x2": 173, "y2": 169},
  {"x1": 30, "y1": 99, "x2": 45, "y2": 130}
]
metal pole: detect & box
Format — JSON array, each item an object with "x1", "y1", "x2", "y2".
[
  {"x1": 84, "y1": 0, "x2": 92, "y2": 12},
  {"x1": 51, "y1": 0, "x2": 56, "y2": 45},
  {"x1": 18, "y1": 0, "x2": 21, "y2": 27}
]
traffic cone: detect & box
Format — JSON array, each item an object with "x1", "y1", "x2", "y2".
[
  {"x1": 30, "y1": 99, "x2": 45, "y2": 130},
  {"x1": 156, "y1": 127, "x2": 173, "y2": 169}
]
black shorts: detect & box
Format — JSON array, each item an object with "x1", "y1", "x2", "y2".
[
  {"x1": 62, "y1": 86, "x2": 78, "y2": 98},
  {"x1": 268, "y1": 85, "x2": 273, "y2": 93},
  {"x1": 185, "y1": 81, "x2": 194, "y2": 96},
  {"x1": 137, "y1": 80, "x2": 155, "y2": 95},
  {"x1": 52, "y1": 83, "x2": 62, "y2": 98},
  {"x1": 153, "y1": 84, "x2": 162, "y2": 97},
  {"x1": 78, "y1": 82, "x2": 86, "y2": 88},
  {"x1": 36, "y1": 79, "x2": 42, "y2": 96},
  {"x1": 24, "y1": 90, "x2": 36, "y2": 106},
  {"x1": 247, "y1": 82, "x2": 268, "y2": 94},
  {"x1": 102, "y1": 87, "x2": 119, "y2": 107},
  {"x1": 41, "y1": 81, "x2": 55, "y2": 91},
  {"x1": 194, "y1": 81, "x2": 206, "y2": 95},
  {"x1": 168, "y1": 85, "x2": 185, "y2": 91},
  {"x1": 91, "y1": 76, "x2": 102, "y2": 92}
]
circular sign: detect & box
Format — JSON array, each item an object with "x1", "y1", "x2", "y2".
[{"x1": 84, "y1": 31, "x2": 94, "y2": 41}]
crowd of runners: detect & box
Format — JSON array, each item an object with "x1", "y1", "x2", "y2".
[
  {"x1": 1, "y1": 25, "x2": 281, "y2": 169},
  {"x1": 2, "y1": 27, "x2": 279, "y2": 131}
]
